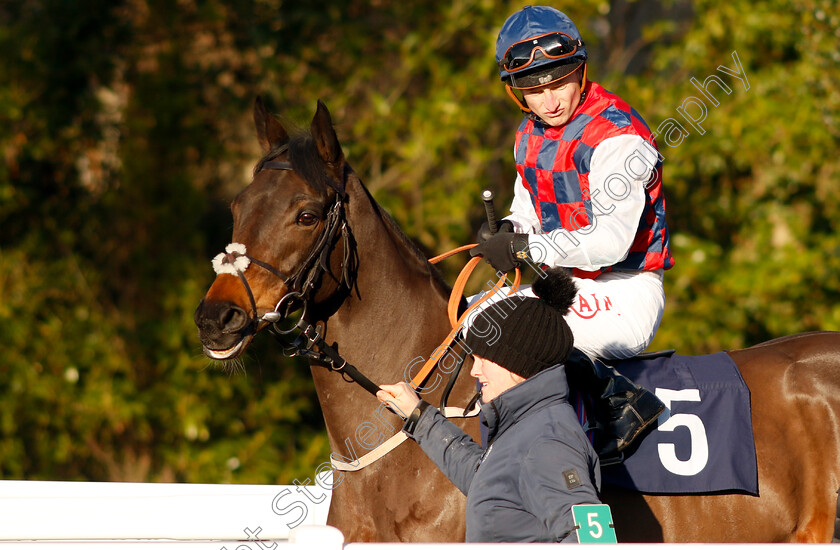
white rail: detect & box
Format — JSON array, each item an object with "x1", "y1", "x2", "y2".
[
  {"x1": 0, "y1": 481, "x2": 826, "y2": 548},
  {"x1": 0, "y1": 480, "x2": 330, "y2": 546}
]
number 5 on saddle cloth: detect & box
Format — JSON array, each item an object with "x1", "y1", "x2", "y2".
[{"x1": 590, "y1": 351, "x2": 758, "y2": 495}]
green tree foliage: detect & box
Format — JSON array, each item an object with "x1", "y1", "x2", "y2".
[
  {"x1": 0, "y1": 0, "x2": 328, "y2": 483},
  {"x1": 0, "y1": 0, "x2": 837, "y2": 482},
  {"x1": 626, "y1": 0, "x2": 840, "y2": 352}
]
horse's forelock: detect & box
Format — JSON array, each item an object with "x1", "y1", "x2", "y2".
[
  {"x1": 288, "y1": 134, "x2": 332, "y2": 196},
  {"x1": 252, "y1": 129, "x2": 333, "y2": 198}
]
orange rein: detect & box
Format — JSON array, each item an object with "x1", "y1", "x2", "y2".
[{"x1": 408, "y1": 244, "x2": 521, "y2": 389}]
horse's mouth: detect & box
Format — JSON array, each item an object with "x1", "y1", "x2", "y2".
[{"x1": 203, "y1": 335, "x2": 252, "y2": 360}]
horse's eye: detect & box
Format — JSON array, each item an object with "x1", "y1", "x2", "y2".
[{"x1": 297, "y1": 211, "x2": 319, "y2": 226}]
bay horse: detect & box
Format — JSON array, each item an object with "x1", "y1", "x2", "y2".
[{"x1": 194, "y1": 99, "x2": 840, "y2": 542}]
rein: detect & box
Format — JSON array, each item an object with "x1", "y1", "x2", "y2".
[{"x1": 269, "y1": 249, "x2": 522, "y2": 398}]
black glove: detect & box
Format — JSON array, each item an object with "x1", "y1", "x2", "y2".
[
  {"x1": 469, "y1": 232, "x2": 530, "y2": 273},
  {"x1": 476, "y1": 219, "x2": 514, "y2": 244}
]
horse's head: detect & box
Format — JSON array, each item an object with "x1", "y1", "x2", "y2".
[{"x1": 195, "y1": 98, "x2": 354, "y2": 360}]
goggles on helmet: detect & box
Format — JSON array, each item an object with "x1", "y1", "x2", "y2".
[{"x1": 501, "y1": 32, "x2": 584, "y2": 74}]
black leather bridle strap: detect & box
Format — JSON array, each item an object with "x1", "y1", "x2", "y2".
[
  {"x1": 286, "y1": 321, "x2": 382, "y2": 396},
  {"x1": 247, "y1": 256, "x2": 288, "y2": 280},
  {"x1": 262, "y1": 160, "x2": 293, "y2": 171}
]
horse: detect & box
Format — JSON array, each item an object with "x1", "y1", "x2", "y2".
[{"x1": 194, "y1": 98, "x2": 840, "y2": 543}]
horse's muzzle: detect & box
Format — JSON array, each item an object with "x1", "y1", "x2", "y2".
[{"x1": 194, "y1": 298, "x2": 255, "y2": 359}]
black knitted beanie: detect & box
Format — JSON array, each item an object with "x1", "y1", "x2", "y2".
[{"x1": 464, "y1": 267, "x2": 577, "y2": 379}]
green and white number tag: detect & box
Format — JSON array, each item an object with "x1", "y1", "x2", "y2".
[{"x1": 571, "y1": 504, "x2": 617, "y2": 543}]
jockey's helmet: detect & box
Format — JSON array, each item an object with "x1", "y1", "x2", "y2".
[{"x1": 496, "y1": 6, "x2": 588, "y2": 90}]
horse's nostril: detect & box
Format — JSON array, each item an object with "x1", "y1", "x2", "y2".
[{"x1": 219, "y1": 304, "x2": 249, "y2": 333}]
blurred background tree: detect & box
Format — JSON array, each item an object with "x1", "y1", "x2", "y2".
[{"x1": 0, "y1": 0, "x2": 837, "y2": 483}]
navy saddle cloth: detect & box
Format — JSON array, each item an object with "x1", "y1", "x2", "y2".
[{"x1": 574, "y1": 351, "x2": 758, "y2": 496}]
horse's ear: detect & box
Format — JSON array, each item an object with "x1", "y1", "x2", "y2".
[
  {"x1": 311, "y1": 100, "x2": 345, "y2": 172},
  {"x1": 254, "y1": 96, "x2": 289, "y2": 154}
]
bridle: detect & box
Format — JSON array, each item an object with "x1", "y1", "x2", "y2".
[
  {"x1": 211, "y1": 145, "x2": 384, "y2": 397},
  {"x1": 211, "y1": 147, "x2": 520, "y2": 400},
  {"x1": 211, "y1": 145, "x2": 356, "y2": 337},
  {"x1": 208, "y1": 145, "x2": 524, "y2": 471}
]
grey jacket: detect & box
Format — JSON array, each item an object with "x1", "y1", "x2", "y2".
[{"x1": 408, "y1": 364, "x2": 601, "y2": 542}]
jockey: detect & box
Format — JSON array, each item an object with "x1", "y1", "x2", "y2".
[{"x1": 470, "y1": 5, "x2": 675, "y2": 458}]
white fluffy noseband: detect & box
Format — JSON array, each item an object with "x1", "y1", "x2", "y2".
[{"x1": 212, "y1": 243, "x2": 251, "y2": 275}]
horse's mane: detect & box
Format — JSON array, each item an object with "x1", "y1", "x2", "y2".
[
  {"x1": 345, "y1": 164, "x2": 452, "y2": 294},
  {"x1": 364, "y1": 184, "x2": 452, "y2": 293}
]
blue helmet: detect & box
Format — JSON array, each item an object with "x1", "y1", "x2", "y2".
[{"x1": 496, "y1": 6, "x2": 588, "y2": 89}]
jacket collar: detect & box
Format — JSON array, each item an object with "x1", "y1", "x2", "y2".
[{"x1": 480, "y1": 364, "x2": 569, "y2": 443}]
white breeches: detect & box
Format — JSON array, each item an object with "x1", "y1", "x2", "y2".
[{"x1": 465, "y1": 270, "x2": 665, "y2": 361}]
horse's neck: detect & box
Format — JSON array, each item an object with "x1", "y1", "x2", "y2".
[
  {"x1": 332, "y1": 175, "x2": 451, "y2": 349},
  {"x1": 311, "y1": 175, "x2": 454, "y2": 443}
]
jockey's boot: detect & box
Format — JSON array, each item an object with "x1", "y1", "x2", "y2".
[{"x1": 564, "y1": 349, "x2": 665, "y2": 460}]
